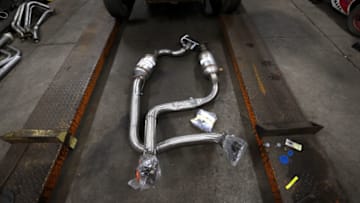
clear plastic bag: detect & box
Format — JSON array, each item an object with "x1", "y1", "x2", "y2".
[
  {"x1": 128, "y1": 154, "x2": 161, "y2": 190},
  {"x1": 190, "y1": 109, "x2": 217, "y2": 132},
  {"x1": 222, "y1": 134, "x2": 248, "y2": 167}
]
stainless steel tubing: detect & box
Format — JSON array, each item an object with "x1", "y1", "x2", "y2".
[
  {"x1": 0, "y1": 49, "x2": 11, "y2": 57},
  {"x1": 7, "y1": 45, "x2": 21, "y2": 57},
  {"x1": 155, "y1": 35, "x2": 199, "y2": 57},
  {"x1": 33, "y1": 9, "x2": 54, "y2": 42},
  {"x1": 129, "y1": 35, "x2": 199, "y2": 153},
  {"x1": 0, "y1": 50, "x2": 12, "y2": 67},
  {"x1": 0, "y1": 33, "x2": 16, "y2": 67},
  {"x1": 24, "y1": 5, "x2": 38, "y2": 32},
  {"x1": 127, "y1": 40, "x2": 248, "y2": 190},
  {"x1": 129, "y1": 78, "x2": 145, "y2": 152},
  {"x1": 24, "y1": 1, "x2": 50, "y2": 32},
  {"x1": 129, "y1": 51, "x2": 186, "y2": 153},
  {"x1": 0, "y1": 46, "x2": 21, "y2": 79},
  {"x1": 129, "y1": 54, "x2": 157, "y2": 152},
  {"x1": 11, "y1": 4, "x2": 25, "y2": 37},
  {"x1": 143, "y1": 45, "x2": 219, "y2": 154},
  {"x1": 24, "y1": 5, "x2": 36, "y2": 32},
  {"x1": 144, "y1": 73, "x2": 218, "y2": 154},
  {"x1": 0, "y1": 33, "x2": 14, "y2": 48},
  {"x1": 156, "y1": 48, "x2": 187, "y2": 56},
  {"x1": 15, "y1": 4, "x2": 26, "y2": 35},
  {"x1": 156, "y1": 133, "x2": 224, "y2": 153},
  {"x1": 0, "y1": 55, "x2": 21, "y2": 79}
]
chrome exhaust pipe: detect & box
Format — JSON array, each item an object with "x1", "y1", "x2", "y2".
[
  {"x1": 0, "y1": 49, "x2": 21, "y2": 79},
  {"x1": 127, "y1": 36, "x2": 247, "y2": 190},
  {"x1": 129, "y1": 35, "x2": 199, "y2": 153},
  {"x1": 11, "y1": 1, "x2": 53, "y2": 42},
  {"x1": 0, "y1": 50, "x2": 12, "y2": 67},
  {"x1": 144, "y1": 44, "x2": 219, "y2": 155},
  {"x1": 33, "y1": 9, "x2": 55, "y2": 43},
  {"x1": 144, "y1": 73, "x2": 219, "y2": 154},
  {"x1": 129, "y1": 77, "x2": 146, "y2": 152},
  {"x1": 0, "y1": 33, "x2": 14, "y2": 48},
  {"x1": 156, "y1": 132, "x2": 223, "y2": 152},
  {"x1": 24, "y1": 1, "x2": 50, "y2": 33},
  {"x1": 0, "y1": 33, "x2": 22, "y2": 79},
  {"x1": 12, "y1": 3, "x2": 26, "y2": 38}
]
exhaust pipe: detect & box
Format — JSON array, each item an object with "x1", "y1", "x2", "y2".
[
  {"x1": 127, "y1": 35, "x2": 247, "y2": 190},
  {"x1": 0, "y1": 33, "x2": 22, "y2": 79},
  {"x1": 129, "y1": 35, "x2": 199, "y2": 153},
  {"x1": 24, "y1": 1, "x2": 50, "y2": 32},
  {"x1": 144, "y1": 44, "x2": 220, "y2": 155},
  {"x1": 12, "y1": 3, "x2": 26, "y2": 38},
  {"x1": 11, "y1": 1, "x2": 54, "y2": 42},
  {"x1": 0, "y1": 47, "x2": 21, "y2": 79},
  {"x1": 32, "y1": 9, "x2": 55, "y2": 43}
]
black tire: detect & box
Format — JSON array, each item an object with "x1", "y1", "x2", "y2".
[
  {"x1": 103, "y1": 0, "x2": 135, "y2": 19},
  {"x1": 347, "y1": 4, "x2": 360, "y2": 37},
  {"x1": 210, "y1": 0, "x2": 241, "y2": 14}
]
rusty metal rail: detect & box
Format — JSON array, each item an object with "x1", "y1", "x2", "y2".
[{"x1": 0, "y1": 6, "x2": 118, "y2": 203}]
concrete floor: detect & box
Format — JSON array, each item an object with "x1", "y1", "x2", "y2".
[
  {"x1": 244, "y1": 0, "x2": 360, "y2": 201},
  {"x1": 0, "y1": 0, "x2": 359, "y2": 202}
]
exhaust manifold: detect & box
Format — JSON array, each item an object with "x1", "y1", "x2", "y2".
[{"x1": 127, "y1": 35, "x2": 247, "y2": 190}]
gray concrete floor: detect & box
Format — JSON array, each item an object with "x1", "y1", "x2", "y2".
[
  {"x1": 243, "y1": 0, "x2": 360, "y2": 201},
  {"x1": 0, "y1": 0, "x2": 359, "y2": 202}
]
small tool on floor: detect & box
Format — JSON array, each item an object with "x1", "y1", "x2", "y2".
[{"x1": 285, "y1": 175, "x2": 299, "y2": 190}]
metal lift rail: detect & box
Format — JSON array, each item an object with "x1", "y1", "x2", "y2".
[{"x1": 0, "y1": 1, "x2": 345, "y2": 202}]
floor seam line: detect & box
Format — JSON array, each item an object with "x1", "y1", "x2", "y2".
[{"x1": 289, "y1": 0, "x2": 360, "y2": 72}]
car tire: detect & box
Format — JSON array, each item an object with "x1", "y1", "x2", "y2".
[
  {"x1": 347, "y1": 4, "x2": 360, "y2": 37},
  {"x1": 210, "y1": 0, "x2": 241, "y2": 14},
  {"x1": 103, "y1": 0, "x2": 135, "y2": 19}
]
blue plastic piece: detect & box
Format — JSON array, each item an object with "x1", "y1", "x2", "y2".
[
  {"x1": 279, "y1": 155, "x2": 289, "y2": 165},
  {"x1": 287, "y1": 150, "x2": 294, "y2": 157}
]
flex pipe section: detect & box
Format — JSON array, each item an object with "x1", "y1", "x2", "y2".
[{"x1": 128, "y1": 35, "x2": 248, "y2": 190}]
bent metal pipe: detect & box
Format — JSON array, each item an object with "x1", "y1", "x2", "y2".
[
  {"x1": 0, "y1": 33, "x2": 22, "y2": 79},
  {"x1": 11, "y1": 1, "x2": 54, "y2": 42},
  {"x1": 127, "y1": 35, "x2": 248, "y2": 190}
]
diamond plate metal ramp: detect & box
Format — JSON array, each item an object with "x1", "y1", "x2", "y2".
[{"x1": 0, "y1": 5, "x2": 118, "y2": 203}]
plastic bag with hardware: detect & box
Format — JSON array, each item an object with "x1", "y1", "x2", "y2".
[{"x1": 190, "y1": 109, "x2": 217, "y2": 132}]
